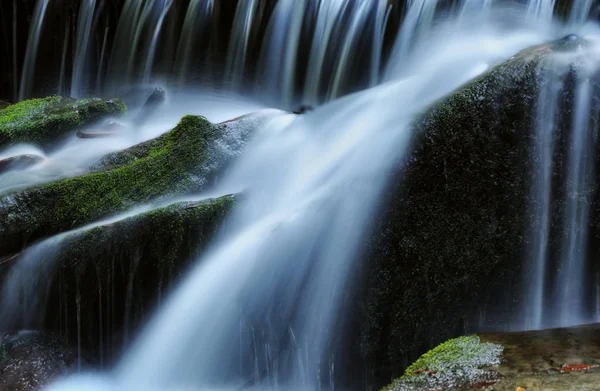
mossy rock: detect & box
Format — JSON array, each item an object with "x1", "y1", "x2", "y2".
[
  {"x1": 22, "y1": 196, "x2": 235, "y2": 363},
  {"x1": 361, "y1": 37, "x2": 600, "y2": 382},
  {"x1": 383, "y1": 336, "x2": 503, "y2": 391},
  {"x1": 0, "y1": 96, "x2": 127, "y2": 148},
  {"x1": 0, "y1": 115, "x2": 224, "y2": 256}
]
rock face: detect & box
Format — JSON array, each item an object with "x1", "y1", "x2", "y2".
[
  {"x1": 0, "y1": 96, "x2": 127, "y2": 148},
  {"x1": 0, "y1": 114, "x2": 250, "y2": 257},
  {"x1": 32, "y1": 196, "x2": 235, "y2": 364},
  {"x1": 0, "y1": 331, "x2": 79, "y2": 391},
  {"x1": 361, "y1": 37, "x2": 600, "y2": 382}
]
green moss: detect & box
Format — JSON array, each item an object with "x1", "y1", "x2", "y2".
[
  {"x1": 402, "y1": 335, "x2": 501, "y2": 377},
  {"x1": 0, "y1": 96, "x2": 127, "y2": 148},
  {"x1": 0, "y1": 115, "x2": 224, "y2": 256},
  {"x1": 59, "y1": 195, "x2": 235, "y2": 271}
]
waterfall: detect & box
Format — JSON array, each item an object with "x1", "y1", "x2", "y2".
[
  {"x1": 257, "y1": 0, "x2": 306, "y2": 106},
  {"x1": 226, "y1": 0, "x2": 262, "y2": 88},
  {"x1": 18, "y1": 0, "x2": 49, "y2": 100},
  {"x1": 71, "y1": 0, "x2": 97, "y2": 98},
  {"x1": 523, "y1": 61, "x2": 565, "y2": 331},
  {"x1": 557, "y1": 77, "x2": 595, "y2": 327},
  {"x1": 521, "y1": 36, "x2": 600, "y2": 330},
  {"x1": 526, "y1": 0, "x2": 556, "y2": 26},
  {"x1": 302, "y1": 0, "x2": 350, "y2": 104},
  {"x1": 142, "y1": 0, "x2": 174, "y2": 83},
  {"x1": 175, "y1": 0, "x2": 213, "y2": 86},
  {"x1": 41, "y1": 3, "x2": 547, "y2": 389},
  {"x1": 385, "y1": 0, "x2": 438, "y2": 78},
  {"x1": 568, "y1": 0, "x2": 595, "y2": 27}
]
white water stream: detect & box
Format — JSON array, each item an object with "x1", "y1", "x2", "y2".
[{"x1": 34, "y1": 2, "x2": 554, "y2": 390}]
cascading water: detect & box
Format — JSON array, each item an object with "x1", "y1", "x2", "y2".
[
  {"x1": 523, "y1": 60, "x2": 565, "y2": 331},
  {"x1": 3, "y1": 1, "x2": 600, "y2": 390},
  {"x1": 71, "y1": 0, "x2": 97, "y2": 98},
  {"x1": 557, "y1": 71, "x2": 597, "y2": 327},
  {"x1": 17, "y1": 0, "x2": 49, "y2": 101},
  {"x1": 31, "y1": 2, "x2": 556, "y2": 391},
  {"x1": 520, "y1": 31, "x2": 600, "y2": 330}
]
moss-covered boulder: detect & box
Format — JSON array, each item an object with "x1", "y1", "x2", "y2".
[
  {"x1": 386, "y1": 324, "x2": 600, "y2": 391},
  {"x1": 8, "y1": 196, "x2": 234, "y2": 364},
  {"x1": 383, "y1": 335, "x2": 503, "y2": 391},
  {"x1": 0, "y1": 112, "x2": 261, "y2": 257},
  {"x1": 361, "y1": 37, "x2": 600, "y2": 382},
  {"x1": 0, "y1": 96, "x2": 127, "y2": 148}
]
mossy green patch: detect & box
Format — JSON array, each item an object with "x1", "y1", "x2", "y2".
[
  {"x1": 382, "y1": 336, "x2": 503, "y2": 391},
  {"x1": 402, "y1": 335, "x2": 502, "y2": 377},
  {"x1": 0, "y1": 115, "x2": 224, "y2": 256},
  {"x1": 0, "y1": 96, "x2": 127, "y2": 148}
]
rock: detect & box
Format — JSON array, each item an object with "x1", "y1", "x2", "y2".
[
  {"x1": 383, "y1": 335, "x2": 503, "y2": 391},
  {"x1": 37, "y1": 196, "x2": 235, "y2": 363},
  {"x1": 0, "y1": 101, "x2": 11, "y2": 110},
  {"x1": 0, "y1": 111, "x2": 268, "y2": 257},
  {"x1": 361, "y1": 37, "x2": 600, "y2": 378},
  {"x1": 0, "y1": 96, "x2": 127, "y2": 148},
  {"x1": 384, "y1": 324, "x2": 600, "y2": 391},
  {"x1": 0, "y1": 154, "x2": 45, "y2": 174},
  {"x1": 292, "y1": 105, "x2": 313, "y2": 114},
  {"x1": 75, "y1": 130, "x2": 120, "y2": 138},
  {"x1": 133, "y1": 87, "x2": 166, "y2": 126},
  {"x1": 0, "y1": 330, "x2": 80, "y2": 391}
]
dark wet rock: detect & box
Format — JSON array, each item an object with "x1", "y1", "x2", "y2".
[
  {"x1": 0, "y1": 101, "x2": 11, "y2": 110},
  {"x1": 292, "y1": 105, "x2": 313, "y2": 114},
  {"x1": 0, "y1": 96, "x2": 127, "y2": 148},
  {"x1": 361, "y1": 38, "x2": 600, "y2": 382},
  {"x1": 383, "y1": 336, "x2": 502, "y2": 391},
  {"x1": 133, "y1": 87, "x2": 166, "y2": 126},
  {"x1": 0, "y1": 330, "x2": 81, "y2": 391},
  {"x1": 0, "y1": 112, "x2": 268, "y2": 257},
  {"x1": 76, "y1": 130, "x2": 120, "y2": 138},
  {"x1": 20, "y1": 196, "x2": 234, "y2": 364},
  {"x1": 0, "y1": 154, "x2": 44, "y2": 174}
]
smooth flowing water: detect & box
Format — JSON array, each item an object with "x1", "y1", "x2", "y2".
[
  {"x1": 523, "y1": 60, "x2": 565, "y2": 331},
  {"x1": 522, "y1": 32, "x2": 600, "y2": 330},
  {"x1": 33, "y1": 2, "x2": 553, "y2": 390},
  {"x1": 4, "y1": 0, "x2": 600, "y2": 390}
]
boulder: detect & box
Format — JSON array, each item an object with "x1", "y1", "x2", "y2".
[
  {"x1": 0, "y1": 154, "x2": 45, "y2": 175},
  {"x1": 6, "y1": 196, "x2": 235, "y2": 364},
  {"x1": 0, "y1": 111, "x2": 266, "y2": 257},
  {"x1": 133, "y1": 87, "x2": 166, "y2": 126},
  {"x1": 361, "y1": 36, "x2": 600, "y2": 381},
  {"x1": 0, "y1": 96, "x2": 127, "y2": 148}
]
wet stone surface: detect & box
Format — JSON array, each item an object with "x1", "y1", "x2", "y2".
[
  {"x1": 0, "y1": 330, "x2": 81, "y2": 391},
  {"x1": 386, "y1": 324, "x2": 600, "y2": 391}
]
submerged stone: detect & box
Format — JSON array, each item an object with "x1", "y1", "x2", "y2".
[
  {"x1": 0, "y1": 154, "x2": 45, "y2": 175},
  {"x1": 0, "y1": 96, "x2": 127, "y2": 148}
]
